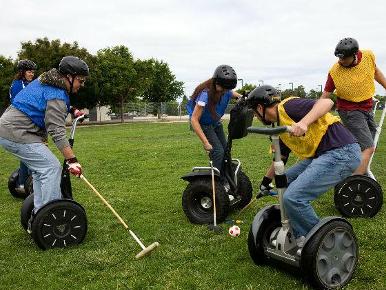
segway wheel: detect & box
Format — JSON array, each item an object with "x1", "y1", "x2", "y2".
[
  {"x1": 334, "y1": 175, "x2": 383, "y2": 217},
  {"x1": 8, "y1": 169, "x2": 28, "y2": 198},
  {"x1": 234, "y1": 169, "x2": 252, "y2": 209},
  {"x1": 24, "y1": 175, "x2": 34, "y2": 196},
  {"x1": 301, "y1": 220, "x2": 358, "y2": 289},
  {"x1": 20, "y1": 193, "x2": 35, "y2": 230},
  {"x1": 31, "y1": 200, "x2": 87, "y2": 250},
  {"x1": 248, "y1": 206, "x2": 281, "y2": 265},
  {"x1": 182, "y1": 178, "x2": 230, "y2": 224}
]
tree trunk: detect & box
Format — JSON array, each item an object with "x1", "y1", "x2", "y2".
[
  {"x1": 120, "y1": 97, "x2": 124, "y2": 123},
  {"x1": 157, "y1": 102, "x2": 161, "y2": 119}
]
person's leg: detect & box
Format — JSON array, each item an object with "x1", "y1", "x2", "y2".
[
  {"x1": 0, "y1": 138, "x2": 62, "y2": 213},
  {"x1": 283, "y1": 143, "x2": 361, "y2": 238},
  {"x1": 17, "y1": 161, "x2": 29, "y2": 187},
  {"x1": 339, "y1": 110, "x2": 374, "y2": 175},
  {"x1": 202, "y1": 124, "x2": 225, "y2": 173}
]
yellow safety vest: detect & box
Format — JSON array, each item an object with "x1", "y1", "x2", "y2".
[
  {"x1": 329, "y1": 50, "x2": 376, "y2": 102},
  {"x1": 278, "y1": 97, "x2": 340, "y2": 158}
]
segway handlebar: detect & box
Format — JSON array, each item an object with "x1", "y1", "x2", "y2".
[
  {"x1": 70, "y1": 114, "x2": 89, "y2": 140},
  {"x1": 247, "y1": 126, "x2": 290, "y2": 136}
]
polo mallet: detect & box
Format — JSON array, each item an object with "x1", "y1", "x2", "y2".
[
  {"x1": 207, "y1": 154, "x2": 222, "y2": 233},
  {"x1": 79, "y1": 174, "x2": 159, "y2": 259}
]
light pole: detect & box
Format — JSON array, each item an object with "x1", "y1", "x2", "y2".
[
  {"x1": 258, "y1": 80, "x2": 264, "y2": 86},
  {"x1": 238, "y1": 78, "x2": 244, "y2": 88},
  {"x1": 318, "y1": 85, "x2": 323, "y2": 93},
  {"x1": 289, "y1": 82, "x2": 294, "y2": 91}
]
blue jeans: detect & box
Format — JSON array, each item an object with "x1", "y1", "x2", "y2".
[
  {"x1": 18, "y1": 161, "x2": 30, "y2": 186},
  {"x1": 283, "y1": 143, "x2": 361, "y2": 238},
  {"x1": 202, "y1": 122, "x2": 227, "y2": 174},
  {"x1": 0, "y1": 137, "x2": 62, "y2": 213}
]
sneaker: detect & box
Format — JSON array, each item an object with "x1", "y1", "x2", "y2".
[
  {"x1": 14, "y1": 185, "x2": 25, "y2": 194},
  {"x1": 27, "y1": 214, "x2": 34, "y2": 234},
  {"x1": 296, "y1": 236, "x2": 306, "y2": 248}
]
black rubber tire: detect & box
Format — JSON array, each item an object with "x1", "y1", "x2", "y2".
[
  {"x1": 20, "y1": 194, "x2": 35, "y2": 230},
  {"x1": 248, "y1": 207, "x2": 281, "y2": 265},
  {"x1": 24, "y1": 175, "x2": 33, "y2": 196},
  {"x1": 301, "y1": 220, "x2": 358, "y2": 289},
  {"x1": 182, "y1": 178, "x2": 230, "y2": 224},
  {"x1": 8, "y1": 169, "x2": 29, "y2": 198},
  {"x1": 31, "y1": 200, "x2": 87, "y2": 250},
  {"x1": 334, "y1": 175, "x2": 383, "y2": 217},
  {"x1": 234, "y1": 169, "x2": 252, "y2": 209}
]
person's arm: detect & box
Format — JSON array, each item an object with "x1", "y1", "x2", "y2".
[
  {"x1": 291, "y1": 99, "x2": 334, "y2": 136},
  {"x1": 375, "y1": 67, "x2": 386, "y2": 90},
  {"x1": 191, "y1": 105, "x2": 212, "y2": 151},
  {"x1": 45, "y1": 99, "x2": 75, "y2": 159},
  {"x1": 232, "y1": 91, "x2": 242, "y2": 99},
  {"x1": 45, "y1": 99, "x2": 82, "y2": 176},
  {"x1": 320, "y1": 73, "x2": 334, "y2": 99},
  {"x1": 320, "y1": 91, "x2": 332, "y2": 99}
]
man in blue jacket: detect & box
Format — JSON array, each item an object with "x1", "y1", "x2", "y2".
[{"x1": 0, "y1": 56, "x2": 89, "y2": 232}]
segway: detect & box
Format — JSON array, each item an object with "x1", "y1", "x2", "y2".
[
  {"x1": 20, "y1": 115, "x2": 88, "y2": 250},
  {"x1": 247, "y1": 126, "x2": 358, "y2": 289},
  {"x1": 334, "y1": 99, "x2": 385, "y2": 217},
  {"x1": 181, "y1": 98, "x2": 253, "y2": 224}
]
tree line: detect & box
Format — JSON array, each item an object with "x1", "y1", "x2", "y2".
[{"x1": 0, "y1": 37, "x2": 184, "y2": 121}]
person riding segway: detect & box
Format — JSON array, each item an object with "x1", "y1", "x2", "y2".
[
  {"x1": 8, "y1": 59, "x2": 37, "y2": 198},
  {"x1": 246, "y1": 85, "x2": 360, "y2": 289},
  {"x1": 0, "y1": 56, "x2": 89, "y2": 249},
  {"x1": 182, "y1": 66, "x2": 253, "y2": 224},
  {"x1": 321, "y1": 37, "x2": 386, "y2": 217}
]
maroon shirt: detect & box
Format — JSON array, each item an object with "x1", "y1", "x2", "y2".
[
  {"x1": 279, "y1": 98, "x2": 357, "y2": 157},
  {"x1": 324, "y1": 50, "x2": 373, "y2": 112}
]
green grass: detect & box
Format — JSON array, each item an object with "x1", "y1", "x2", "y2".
[{"x1": 0, "y1": 119, "x2": 385, "y2": 290}]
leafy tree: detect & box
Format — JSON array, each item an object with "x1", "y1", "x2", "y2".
[
  {"x1": 140, "y1": 58, "x2": 184, "y2": 118},
  {"x1": 307, "y1": 89, "x2": 320, "y2": 99},
  {"x1": 17, "y1": 37, "x2": 98, "y2": 109},
  {"x1": 0, "y1": 55, "x2": 15, "y2": 114},
  {"x1": 95, "y1": 45, "x2": 138, "y2": 122}
]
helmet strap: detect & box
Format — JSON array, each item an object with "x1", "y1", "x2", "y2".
[{"x1": 65, "y1": 75, "x2": 75, "y2": 95}]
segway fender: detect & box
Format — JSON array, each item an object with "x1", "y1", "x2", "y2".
[
  {"x1": 302, "y1": 216, "x2": 352, "y2": 251},
  {"x1": 181, "y1": 170, "x2": 221, "y2": 182},
  {"x1": 34, "y1": 198, "x2": 86, "y2": 215},
  {"x1": 250, "y1": 204, "x2": 280, "y2": 246}
]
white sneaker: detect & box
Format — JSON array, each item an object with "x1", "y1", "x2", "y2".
[
  {"x1": 296, "y1": 236, "x2": 305, "y2": 248},
  {"x1": 15, "y1": 185, "x2": 25, "y2": 194}
]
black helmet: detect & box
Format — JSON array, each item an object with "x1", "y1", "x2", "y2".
[
  {"x1": 17, "y1": 59, "x2": 37, "y2": 71},
  {"x1": 213, "y1": 65, "x2": 237, "y2": 89},
  {"x1": 334, "y1": 38, "x2": 359, "y2": 58},
  {"x1": 246, "y1": 85, "x2": 281, "y2": 110},
  {"x1": 59, "y1": 56, "x2": 89, "y2": 76}
]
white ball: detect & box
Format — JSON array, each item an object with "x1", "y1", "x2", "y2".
[{"x1": 228, "y1": 225, "x2": 241, "y2": 237}]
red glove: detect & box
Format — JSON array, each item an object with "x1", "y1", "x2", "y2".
[
  {"x1": 66, "y1": 157, "x2": 82, "y2": 177},
  {"x1": 70, "y1": 107, "x2": 84, "y2": 118}
]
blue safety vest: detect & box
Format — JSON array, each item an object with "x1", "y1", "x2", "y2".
[{"x1": 12, "y1": 78, "x2": 70, "y2": 129}]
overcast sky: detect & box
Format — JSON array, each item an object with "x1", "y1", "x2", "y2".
[{"x1": 1, "y1": 0, "x2": 386, "y2": 96}]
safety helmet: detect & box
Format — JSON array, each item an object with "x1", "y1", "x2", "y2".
[
  {"x1": 213, "y1": 65, "x2": 237, "y2": 90},
  {"x1": 59, "y1": 56, "x2": 89, "y2": 76},
  {"x1": 334, "y1": 38, "x2": 359, "y2": 58},
  {"x1": 17, "y1": 59, "x2": 37, "y2": 71},
  {"x1": 246, "y1": 85, "x2": 281, "y2": 110}
]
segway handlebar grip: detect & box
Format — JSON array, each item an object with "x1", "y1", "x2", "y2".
[{"x1": 247, "y1": 126, "x2": 289, "y2": 136}]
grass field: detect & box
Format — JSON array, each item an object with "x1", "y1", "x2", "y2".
[{"x1": 0, "y1": 119, "x2": 385, "y2": 290}]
